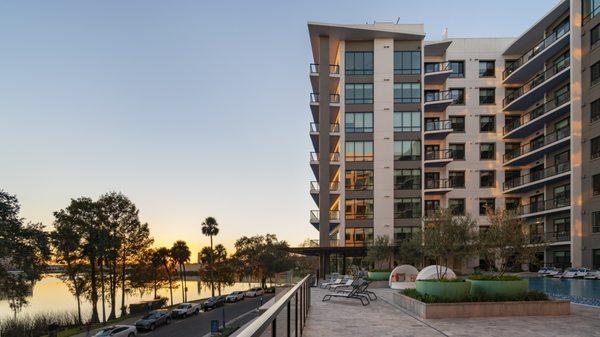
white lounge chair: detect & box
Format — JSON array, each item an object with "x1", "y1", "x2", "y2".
[{"x1": 330, "y1": 279, "x2": 354, "y2": 291}]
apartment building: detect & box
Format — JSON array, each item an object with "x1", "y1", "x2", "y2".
[{"x1": 306, "y1": 0, "x2": 600, "y2": 277}]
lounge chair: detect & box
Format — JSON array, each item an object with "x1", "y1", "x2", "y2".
[
  {"x1": 329, "y1": 278, "x2": 354, "y2": 291},
  {"x1": 321, "y1": 278, "x2": 342, "y2": 289},
  {"x1": 336, "y1": 279, "x2": 377, "y2": 301},
  {"x1": 322, "y1": 281, "x2": 370, "y2": 306}
]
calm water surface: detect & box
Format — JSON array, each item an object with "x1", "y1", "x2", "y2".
[{"x1": 528, "y1": 276, "x2": 600, "y2": 300}]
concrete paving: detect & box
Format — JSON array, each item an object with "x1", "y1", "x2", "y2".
[{"x1": 304, "y1": 287, "x2": 600, "y2": 337}]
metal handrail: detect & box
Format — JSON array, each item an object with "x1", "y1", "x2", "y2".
[
  {"x1": 425, "y1": 179, "x2": 452, "y2": 190},
  {"x1": 425, "y1": 62, "x2": 451, "y2": 73},
  {"x1": 425, "y1": 149, "x2": 453, "y2": 160},
  {"x1": 310, "y1": 152, "x2": 340, "y2": 162},
  {"x1": 309, "y1": 123, "x2": 340, "y2": 133},
  {"x1": 503, "y1": 92, "x2": 570, "y2": 134},
  {"x1": 310, "y1": 93, "x2": 340, "y2": 104},
  {"x1": 310, "y1": 63, "x2": 340, "y2": 75},
  {"x1": 236, "y1": 275, "x2": 312, "y2": 337},
  {"x1": 518, "y1": 196, "x2": 570, "y2": 215},
  {"x1": 425, "y1": 90, "x2": 454, "y2": 103},
  {"x1": 503, "y1": 162, "x2": 570, "y2": 191},
  {"x1": 583, "y1": 5, "x2": 600, "y2": 25},
  {"x1": 503, "y1": 58, "x2": 570, "y2": 107},
  {"x1": 503, "y1": 25, "x2": 570, "y2": 79},
  {"x1": 503, "y1": 128, "x2": 570, "y2": 162},
  {"x1": 310, "y1": 210, "x2": 340, "y2": 222},
  {"x1": 425, "y1": 120, "x2": 452, "y2": 131},
  {"x1": 545, "y1": 230, "x2": 571, "y2": 243}
]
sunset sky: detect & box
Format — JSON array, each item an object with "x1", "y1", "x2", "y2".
[{"x1": 0, "y1": 0, "x2": 556, "y2": 257}]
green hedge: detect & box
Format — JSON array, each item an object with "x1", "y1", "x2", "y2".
[
  {"x1": 402, "y1": 288, "x2": 548, "y2": 303},
  {"x1": 468, "y1": 274, "x2": 522, "y2": 281}
]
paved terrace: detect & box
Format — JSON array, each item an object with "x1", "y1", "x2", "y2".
[{"x1": 304, "y1": 287, "x2": 600, "y2": 337}]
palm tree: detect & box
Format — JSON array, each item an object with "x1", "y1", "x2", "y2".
[
  {"x1": 171, "y1": 241, "x2": 191, "y2": 302},
  {"x1": 156, "y1": 247, "x2": 174, "y2": 306},
  {"x1": 201, "y1": 217, "x2": 219, "y2": 297}
]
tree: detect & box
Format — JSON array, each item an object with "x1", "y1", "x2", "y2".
[
  {"x1": 201, "y1": 217, "x2": 219, "y2": 297},
  {"x1": 171, "y1": 241, "x2": 191, "y2": 302},
  {"x1": 421, "y1": 209, "x2": 476, "y2": 279},
  {"x1": 365, "y1": 236, "x2": 396, "y2": 270},
  {"x1": 396, "y1": 229, "x2": 423, "y2": 268},
  {"x1": 198, "y1": 244, "x2": 235, "y2": 296},
  {"x1": 156, "y1": 247, "x2": 176, "y2": 306},
  {"x1": 478, "y1": 208, "x2": 542, "y2": 276},
  {"x1": 234, "y1": 234, "x2": 294, "y2": 288},
  {"x1": 149, "y1": 249, "x2": 169, "y2": 299},
  {"x1": 0, "y1": 190, "x2": 50, "y2": 318}
]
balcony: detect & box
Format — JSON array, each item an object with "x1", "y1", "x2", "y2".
[
  {"x1": 310, "y1": 181, "x2": 341, "y2": 194},
  {"x1": 503, "y1": 163, "x2": 570, "y2": 194},
  {"x1": 310, "y1": 152, "x2": 340, "y2": 164},
  {"x1": 518, "y1": 197, "x2": 571, "y2": 219},
  {"x1": 310, "y1": 122, "x2": 340, "y2": 150},
  {"x1": 545, "y1": 230, "x2": 571, "y2": 244},
  {"x1": 309, "y1": 63, "x2": 341, "y2": 92},
  {"x1": 503, "y1": 94, "x2": 570, "y2": 139},
  {"x1": 503, "y1": 26, "x2": 570, "y2": 84},
  {"x1": 583, "y1": 5, "x2": 600, "y2": 26},
  {"x1": 309, "y1": 209, "x2": 340, "y2": 227},
  {"x1": 503, "y1": 58, "x2": 570, "y2": 111},
  {"x1": 424, "y1": 149, "x2": 453, "y2": 167},
  {"x1": 308, "y1": 239, "x2": 340, "y2": 247},
  {"x1": 424, "y1": 62, "x2": 452, "y2": 84},
  {"x1": 424, "y1": 120, "x2": 453, "y2": 140},
  {"x1": 310, "y1": 93, "x2": 340, "y2": 121},
  {"x1": 424, "y1": 179, "x2": 453, "y2": 194},
  {"x1": 424, "y1": 90, "x2": 454, "y2": 112},
  {"x1": 503, "y1": 128, "x2": 570, "y2": 166}
]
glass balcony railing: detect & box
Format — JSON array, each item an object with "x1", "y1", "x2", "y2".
[
  {"x1": 545, "y1": 230, "x2": 571, "y2": 243},
  {"x1": 309, "y1": 210, "x2": 340, "y2": 222},
  {"x1": 503, "y1": 92, "x2": 570, "y2": 135},
  {"x1": 310, "y1": 93, "x2": 340, "y2": 104},
  {"x1": 310, "y1": 181, "x2": 341, "y2": 192},
  {"x1": 425, "y1": 179, "x2": 452, "y2": 190},
  {"x1": 503, "y1": 128, "x2": 570, "y2": 163},
  {"x1": 503, "y1": 58, "x2": 570, "y2": 108},
  {"x1": 310, "y1": 122, "x2": 340, "y2": 133},
  {"x1": 310, "y1": 152, "x2": 341, "y2": 162},
  {"x1": 503, "y1": 25, "x2": 570, "y2": 79},
  {"x1": 310, "y1": 63, "x2": 340, "y2": 75},
  {"x1": 503, "y1": 162, "x2": 570, "y2": 191},
  {"x1": 518, "y1": 196, "x2": 571, "y2": 216},
  {"x1": 424, "y1": 62, "x2": 451, "y2": 73},
  {"x1": 425, "y1": 120, "x2": 452, "y2": 132},
  {"x1": 425, "y1": 149, "x2": 453, "y2": 161},
  {"x1": 425, "y1": 90, "x2": 454, "y2": 103}
]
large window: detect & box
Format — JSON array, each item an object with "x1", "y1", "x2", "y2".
[
  {"x1": 394, "y1": 51, "x2": 421, "y2": 75},
  {"x1": 594, "y1": 174, "x2": 600, "y2": 196},
  {"x1": 345, "y1": 199, "x2": 374, "y2": 220},
  {"x1": 592, "y1": 136, "x2": 600, "y2": 159},
  {"x1": 345, "y1": 170, "x2": 374, "y2": 190},
  {"x1": 449, "y1": 198, "x2": 466, "y2": 216},
  {"x1": 345, "y1": 51, "x2": 373, "y2": 75},
  {"x1": 449, "y1": 61, "x2": 465, "y2": 78},
  {"x1": 345, "y1": 83, "x2": 373, "y2": 104},
  {"x1": 592, "y1": 99, "x2": 600, "y2": 123},
  {"x1": 394, "y1": 169, "x2": 421, "y2": 190},
  {"x1": 449, "y1": 171, "x2": 465, "y2": 188},
  {"x1": 394, "y1": 140, "x2": 421, "y2": 160},
  {"x1": 345, "y1": 112, "x2": 373, "y2": 133},
  {"x1": 345, "y1": 227, "x2": 374, "y2": 247},
  {"x1": 593, "y1": 211, "x2": 600, "y2": 233},
  {"x1": 450, "y1": 88, "x2": 465, "y2": 104},
  {"x1": 480, "y1": 143, "x2": 496, "y2": 160},
  {"x1": 479, "y1": 198, "x2": 495, "y2": 215},
  {"x1": 592, "y1": 23, "x2": 600, "y2": 46},
  {"x1": 394, "y1": 83, "x2": 421, "y2": 103},
  {"x1": 554, "y1": 217, "x2": 570, "y2": 239},
  {"x1": 592, "y1": 61, "x2": 600, "y2": 86},
  {"x1": 449, "y1": 143, "x2": 465, "y2": 160},
  {"x1": 394, "y1": 111, "x2": 421, "y2": 132},
  {"x1": 345, "y1": 141, "x2": 374, "y2": 161},
  {"x1": 479, "y1": 115, "x2": 495, "y2": 132},
  {"x1": 449, "y1": 116, "x2": 465, "y2": 132},
  {"x1": 480, "y1": 170, "x2": 496, "y2": 188},
  {"x1": 505, "y1": 198, "x2": 520, "y2": 211},
  {"x1": 394, "y1": 227, "x2": 418, "y2": 243},
  {"x1": 479, "y1": 88, "x2": 496, "y2": 105},
  {"x1": 394, "y1": 198, "x2": 422, "y2": 219},
  {"x1": 479, "y1": 60, "x2": 495, "y2": 77}
]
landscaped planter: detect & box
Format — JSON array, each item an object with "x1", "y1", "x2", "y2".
[
  {"x1": 368, "y1": 271, "x2": 391, "y2": 281},
  {"x1": 467, "y1": 278, "x2": 528, "y2": 298},
  {"x1": 415, "y1": 280, "x2": 470, "y2": 302}
]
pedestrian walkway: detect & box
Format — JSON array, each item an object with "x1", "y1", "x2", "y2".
[{"x1": 304, "y1": 287, "x2": 600, "y2": 337}]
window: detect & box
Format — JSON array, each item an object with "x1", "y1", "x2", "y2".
[
  {"x1": 592, "y1": 61, "x2": 600, "y2": 86},
  {"x1": 394, "y1": 227, "x2": 418, "y2": 243},
  {"x1": 424, "y1": 200, "x2": 440, "y2": 217},
  {"x1": 479, "y1": 60, "x2": 495, "y2": 77},
  {"x1": 394, "y1": 51, "x2": 421, "y2": 75},
  {"x1": 394, "y1": 169, "x2": 421, "y2": 190},
  {"x1": 345, "y1": 228, "x2": 374, "y2": 247},
  {"x1": 450, "y1": 88, "x2": 465, "y2": 104},
  {"x1": 554, "y1": 184, "x2": 570, "y2": 204},
  {"x1": 594, "y1": 249, "x2": 600, "y2": 270},
  {"x1": 345, "y1": 170, "x2": 374, "y2": 190},
  {"x1": 345, "y1": 51, "x2": 373, "y2": 75},
  {"x1": 449, "y1": 143, "x2": 465, "y2": 160},
  {"x1": 394, "y1": 198, "x2": 422, "y2": 219},
  {"x1": 345, "y1": 112, "x2": 373, "y2": 133},
  {"x1": 593, "y1": 211, "x2": 600, "y2": 233},
  {"x1": 505, "y1": 198, "x2": 520, "y2": 211},
  {"x1": 394, "y1": 140, "x2": 421, "y2": 160},
  {"x1": 345, "y1": 84, "x2": 373, "y2": 104},
  {"x1": 449, "y1": 116, "x2": 465, "y2": 132},
  {"x1": 479, "y1": 88, "x2": 496, "y2": 104},
  {"x1": 449, "y1": 199, "x2": 466, "y2": 216},
  {"x1": 345, "y1": 141, "x2": 373, "y2": 161},
  {"x1": 345, "y1": 199, "x2": 374, "y2": 220},
  {"x1": 449, "y1": 61, "x2": 464, "y2": 78},
  {"x1": 592, "y1": 136, "x2": 600, "y2": 159},
  {"x1": 592, "y1": 99, "x2": 600, "y2": 123},
  {"x1": 594, "y1": 174, "x2": 600, "y2": 196},
  {"x1": 553, "y1": 217, "x2": 570, "y2": 240},
  {"x1": 480, "y1": 170, "x2": 496, "y2": 188},
  {"x1": 480, "y1": 143, "x2": 495, "y2": 160},
  {"x1": 394, "y1": 111, "x2": 421, "y2": 132},
  {"x1": 479, "y1": 198, "x2": 495, "y2": 215},
  {"x1": 394, "y1": 83, "x2": 421, "y2": 103},
  {"x1": 479, "y1": 115, "x2": 495, "y2": 132},
  {"x1": 593, "y1": 24, "x2": 600, "y2": 47},
  {"x1": 449, "y1": 171, "x2": 465, "y2": 188}
]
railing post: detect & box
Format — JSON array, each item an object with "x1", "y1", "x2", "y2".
[
  {"x1": 272, "y1": 317, "x2": 277, "y2": 337},
  {"x1": 300, "y1": 285, "x2": 303, "y2": 335},
  {"x1": 287, "y1": 300, "x2": 291, "y2": 337},
  {"x1": 295, "y1": 292, "x2": 298, "y2": 337}
]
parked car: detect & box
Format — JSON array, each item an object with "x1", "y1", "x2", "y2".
[
  {"x1": 264, "y1": 286, "x2": 275, "y2": 294},
  {"x1": 134, "y1": 310, "x2": 171, "y2": 331},
  {"x1": 245, "y1": 287, "x2": 264, "y2": 297},
  {"x1": 202, "y1": 296, "x2": 225, "y2": 310},
  {"x1": 226, "y1": 291, "x2": 245, "y2": 302},
  {"x1": 171, "y1": 302, "x2": 200, "y2": 318},
  {"x1": 94, "y1": 325, "x2": 136, "y2": 337}
]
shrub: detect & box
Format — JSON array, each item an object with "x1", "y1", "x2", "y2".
[
  {"x1": 467, "y1": 274, "x2": 522, "y2": 281},
  {"x1": 401, "y1": 288, "x2": 548, "y2": 303},
  {"x1": 369, "y1": 269, "x2": 392, "y2": 273}
]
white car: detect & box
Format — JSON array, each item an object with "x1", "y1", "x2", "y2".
[
  {"x1": 171, "y1": 302, "x2": 200, "y2": 318},
  {"x1": 226, "y1": 291, "x2": 245, "y2": 302},
  {"x1": 245, "y1": 287, "x2": 264, "y2": 297},
  {"x1": 562, "y1": 268, "x2": 578, "y2": 278},
  {"x1": 575, "y1": 268, "x2": 590, "y2": 278},
  {"x1": 94, "y1": 325, "x2": 136, "y2": 337}
]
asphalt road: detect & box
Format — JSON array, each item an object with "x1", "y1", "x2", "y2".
[{"x1": 137, "y1": 294, "x2": 274, "y2": 337}]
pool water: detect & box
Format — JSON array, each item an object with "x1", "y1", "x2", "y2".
[{"x1": 527, "y1": 276, "x2": 600, "y2": 306}]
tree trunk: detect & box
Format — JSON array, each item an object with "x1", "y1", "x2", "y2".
[
  {"x1": 180, "y1": 264, "x2": 185, "y2": 303},
  {"x1": 108, "y1": 260, "x2": 116, "y2": 320},
  {"x1": 210, "y1": 235, "x2": 215, "y2": 297},
  {"x1": 120, "y1": 257, "x2": 127, "y2": 317},
  {"x1": 89, "y1": 256, "x2": 100, "y2": 323},
  {"x1": 183, "y1": 264, "x2": 187, "y2": 302},
  {"x1": 100, "y1": 259, "x2": 106, "y2": 323},
  {"x1": 164, "y1": 262, "x2": 173, "y2": 306},
  {"x1": 76, "y1": 293, "x2": 82, "y2": 325}
]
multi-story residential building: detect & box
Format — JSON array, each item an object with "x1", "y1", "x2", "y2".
[{"x1": 305, "y1": 0, "x2": 600, "y2": 277}]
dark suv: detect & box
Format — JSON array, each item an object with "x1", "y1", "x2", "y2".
[
  {"x1": 134, "y1": 310, "x2": 171, "y2": 331},
  {"x1": 202, "y1": 296, "x2": 226, "y2": 311}
]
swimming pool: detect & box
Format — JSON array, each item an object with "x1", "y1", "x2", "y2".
[{"x1": 527, "y1": 276, "x2": 600, "y2": 306}]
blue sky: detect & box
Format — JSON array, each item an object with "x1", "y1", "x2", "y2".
[{"x1": 0, "y1": 0, "x2": 556, "y2": 255}]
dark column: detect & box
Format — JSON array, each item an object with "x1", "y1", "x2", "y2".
[{"x1": 318, "y1": 36, "x2": 331, "y2": 249}]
